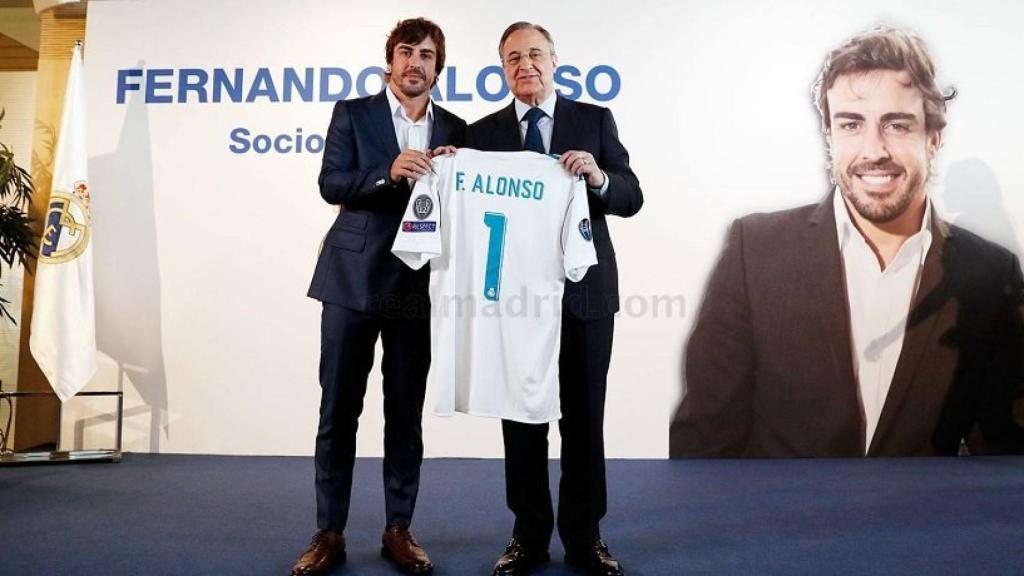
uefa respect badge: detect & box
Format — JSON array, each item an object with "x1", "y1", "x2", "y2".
[{"x1": 40, "y1": 180, "x2": 91, "y2": 264}]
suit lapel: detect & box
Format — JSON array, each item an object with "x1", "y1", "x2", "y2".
[
  {"x1": 495, "y1": 101, "x2": 524, "y2": 151},
  {"x1": 369, "y1": 90, "x2": 401, "y2": 158},
  {"x1": 429, "y1": 106, "x2": 448, "y2": 149},
  {"x1": 868, "y1": 215, "x2": 955, "y2": 455},
  {"x1": 550, "y1": 96, "x2": 575, "y2": 155},
  {"x1": 804, "y1": 196, "x2": 862, "y2": 447}
]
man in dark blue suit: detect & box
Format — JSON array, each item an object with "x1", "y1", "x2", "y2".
[
  {"x1": 466, "y1": 22, "x2": 642, "y2": 576},
  {"x1": 293, "y1": 18, "x2": 465, "y2": 576}
]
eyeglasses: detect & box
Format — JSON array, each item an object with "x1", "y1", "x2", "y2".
[{"x1": 502, "y1": 49, "x2": 553, "y2": 67}]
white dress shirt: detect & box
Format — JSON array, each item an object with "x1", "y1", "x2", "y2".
[
  {"x1": 513, "y1": 92, "x2": 609, "y2": 198},
  {"x1": 386, "y1": 85, "x2": 433, "y2": 151},
  {"x1": 833, "y1": 188, "x2": 933, "y2": 452}
]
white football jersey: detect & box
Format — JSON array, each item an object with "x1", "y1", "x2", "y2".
[{"x1": 392, "y1": 148, "x2": 597, "y2": 423}]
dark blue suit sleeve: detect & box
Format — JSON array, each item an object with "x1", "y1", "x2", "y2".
[
  {"x1": 317, "y1": 99, "x2": 399, "y2": 205},
  {"x1": 599, "y1": 107, "x2": 643, "y2": 218}
]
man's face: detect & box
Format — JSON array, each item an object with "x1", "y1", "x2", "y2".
[
  {"x1": 827, "y1": 69, "x2": 941, "y2": 224},
  {"x1": 501, "y1": 28, "x2": 557, "y2": 104},
  {"x1": 389, "y1": 37, "x2": 438, "y2": 98}
]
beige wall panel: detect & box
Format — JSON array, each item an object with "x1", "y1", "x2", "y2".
[{"x1": 14, "y1": 8, "x2": 82, "y2": 450}]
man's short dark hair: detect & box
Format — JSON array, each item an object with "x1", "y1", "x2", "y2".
[
  {"x1": 385, "y1": 17, "x2": 446, "y2": 82},
  {"x1": 813, "y1": 26, "x2": 955, "y2": 134},
  {"x1": 497, "y1": 21, "x2": 556, "y2": 58}
]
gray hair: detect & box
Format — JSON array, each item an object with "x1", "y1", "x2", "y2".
[{"x1": 498, "y1": 21, "x2": 557, "y2": 58}]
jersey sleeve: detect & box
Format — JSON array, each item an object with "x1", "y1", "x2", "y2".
[
  {"x1": 391, "y1": 165, "x2": 443, "y2": 270},
  {"x1": 561, "y1": 176, "x2": 598, "y2": 282}
]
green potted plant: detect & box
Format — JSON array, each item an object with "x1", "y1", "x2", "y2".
[{"x1": 0, "y1": 108, "x2": 37, "y2": 325}]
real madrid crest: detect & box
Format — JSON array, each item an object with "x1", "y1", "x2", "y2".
[{"x1": 40, "y1": 180, "x2": 91, "y2": 264}]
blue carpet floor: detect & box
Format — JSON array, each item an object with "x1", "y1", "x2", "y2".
[{"x1": 2, "y1": 455, "x2": 1023, "y2": 575}]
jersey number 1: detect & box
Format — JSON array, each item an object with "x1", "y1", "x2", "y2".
[{"x1": 483, "y1": 212, "x2": 507, "y2": 301}]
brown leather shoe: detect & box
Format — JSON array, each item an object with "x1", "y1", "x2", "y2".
[
  {"x1": 381, "y1": 524, "x2": 433, "y2": 574},
  {"x1": 290, "y1": 530, "x2": 346, "y2": 576}
]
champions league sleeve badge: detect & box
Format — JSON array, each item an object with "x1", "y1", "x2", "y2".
[
  {"x1": 40, "y1": 180, "x2": 91, "y2": 264},
  {"x1": 412, "y1": 194, "x2": 434, "y2": 220},
  {"x1": 578, "y1": 218, "x2": 593, "y2": 242}
]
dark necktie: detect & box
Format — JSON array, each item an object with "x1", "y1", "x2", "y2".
[{"x1": 523, "y1": 107, "x2": 546, "y2": 153}]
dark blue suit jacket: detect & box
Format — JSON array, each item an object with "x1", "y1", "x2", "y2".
[
  {"x1": 466, "y1": 96, "x2": 643, "y2": 319},
  {"x1": 308, "y1": 90, "x2": 466, "y2": 313}
]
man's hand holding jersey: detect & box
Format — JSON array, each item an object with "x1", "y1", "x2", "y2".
[
  {"x1": 390, "y1": 146, "x2": 457, "y2": 183},
  {"x1": 559, "y1": 149, "x2": 605, "y2": 188}
]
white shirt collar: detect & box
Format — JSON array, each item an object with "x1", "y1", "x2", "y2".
[
  {"x1": 514, "y1": 90, "x2": 557, "y2": 122},
  {"x1": 385, "y1": 84, "x2": 434, "y2": 124},
  {"x1": 832, "y1": 187, "x2": 933, "y2": 269}
]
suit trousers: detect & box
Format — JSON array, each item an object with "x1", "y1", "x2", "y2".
[
  {"x1": 502, "y1": 314, "x2": 614, "y2": 550},
  {"x1": 315, "y1": 302, "x2": 430, "y2": 532}
]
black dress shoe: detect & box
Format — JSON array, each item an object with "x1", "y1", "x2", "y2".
[
  {"x1": 565, "y1": 539, "x2": 624, "y2": 576},
  {"x1": 492, "y1": 537, "x2": 550, "y2": 576},
  {"x1": 290, "y1": 530, "x2": 346, "y2": 576}
]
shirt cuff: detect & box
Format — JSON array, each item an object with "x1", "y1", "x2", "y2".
[{"x1": 589, "y1": 171, "x2": 610, "y2": 199}]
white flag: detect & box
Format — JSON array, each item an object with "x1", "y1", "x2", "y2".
[{"x1": 30, "y1": 44, "x2": 96, "y2": 402}]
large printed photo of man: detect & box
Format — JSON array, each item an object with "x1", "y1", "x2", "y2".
[{"x1": 670, "y1": 26, "x2": 1024, "y2": 458}]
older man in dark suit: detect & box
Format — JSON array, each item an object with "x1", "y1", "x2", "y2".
[
  {"x1": 671, "y1": 26, "x2": 1024, "y2": 459},
  {"x1": 295, "y1": 17, "x2": 465, "y2": 576},
  {"x1": 467, "y1": 21, "x2": 642, "y2": 576}
]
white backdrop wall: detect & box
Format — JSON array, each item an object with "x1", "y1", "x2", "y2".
[{"x1": 71, "y1": 0, "x2": 1024, "y2": 457}]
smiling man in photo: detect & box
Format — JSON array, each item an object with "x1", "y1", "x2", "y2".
[{"x1": 670, "y1": 26, "x2": 1024, "y2": 458}]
